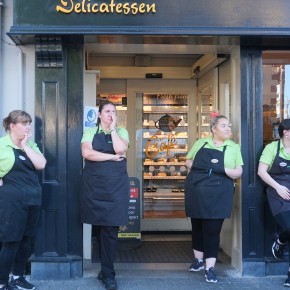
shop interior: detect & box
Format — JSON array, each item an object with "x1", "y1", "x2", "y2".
[{"x1": 82, "y1": 35, "x2": 242, "y2": 266}]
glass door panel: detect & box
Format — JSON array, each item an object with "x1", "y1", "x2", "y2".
[{"x1": 137, "y1": 93, "x2": 188, "y2": 219}]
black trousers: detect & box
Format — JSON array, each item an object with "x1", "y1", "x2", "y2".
[
  {"x1": 0, "y1": 205, "x2": 39, "y2": 284},
  {"x1": 0, "y1": 236, "x2": 33, "y2": 284},
  {"x1": 273, "y1": 211, "x2": 290, "y2": 244},
  {"x1": 191, "y1": 218, "x2": 224, "y2": 259},
  {"x1": 95, "y1": 225, "x2": 119, "y2": 279}
]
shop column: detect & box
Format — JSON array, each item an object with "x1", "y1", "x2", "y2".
[{"x1": 30, "y1": 36, "x2": 84, "y2": 279}]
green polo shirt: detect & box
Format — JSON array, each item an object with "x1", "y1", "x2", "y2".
[
  {"x1": 81, "y1": 125, "x2": 130, "y2": 144},
  {"x1": 259, "y1": 140, "x2": 290, "y2": 169},
  {"x1": 0, "y1": 134, "x2": 42, "y2": 178},
  {"x1": 186, "y1": 136, "x2": 243, "y2": 169}
]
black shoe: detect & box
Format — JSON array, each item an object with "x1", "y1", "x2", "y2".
[
  {"x1": 98, "y1": 270, "x2": 116, "y2": 282},
  {"x1": 272, "y1": 235, "x2": 286, "y2": 260},
  {"x1": 103, "y1": 277, "x2": 117, "y2": 290},
  {"x1": 285, "y1": 273, "x2": 290, "y2": 287},
  {"x1": 9, "y1": 276, "x2": 35, "y2": 290},
  {"x1": 97, "y1": 271, "x2": 104, "y2": 282}
]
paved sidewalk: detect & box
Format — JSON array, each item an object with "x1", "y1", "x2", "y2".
[{"x1": 30, "y1": 262, "x2": 289, "y2": 290}]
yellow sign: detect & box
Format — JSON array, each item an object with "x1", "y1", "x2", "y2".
[
  {"x1": 56, "y1": 0, "x2": 157, "y2": 15},
  {"x1": 118, "y1": 233, "x2": 141, "y2": 239},
  {"x1": 145, "y1": 134, "x2": 177, "y2": 159}
]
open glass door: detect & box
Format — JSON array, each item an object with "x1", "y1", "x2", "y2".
[{"x1": 136, "y1": 92, "x2": 188, "y2": 220}]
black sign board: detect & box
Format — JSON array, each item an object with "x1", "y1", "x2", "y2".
[{"x1": 118, "y1": 177, "x2": 141, "y2": 240}]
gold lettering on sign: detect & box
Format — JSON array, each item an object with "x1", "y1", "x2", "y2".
[
  {"x1": 156, "y1": 94, "x2": 188, "y2": 100},
  {"x1": 56, "y1": 0, "x2": 156, "y2": 15},
  {"x1": 145, "y1": 134, "x2": 177, "y2": 159}
]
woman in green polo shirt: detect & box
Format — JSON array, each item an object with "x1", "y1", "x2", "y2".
[
  {"x1": 80, "y1": 100, "x2": 129, "y2": 290},
  {"x1": 0, "y1": 110, "x2": 46, "y2": 290},
  {"x1": 185, "y1": 113, "x2": 243, "y2": 283},
  {"x1": 258, "y1": 119, "x2": 290, "y2": 287}
]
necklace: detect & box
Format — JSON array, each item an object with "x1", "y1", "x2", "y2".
[{"x1": 212, "y1": 138, "x2": 224, "y2": 146}]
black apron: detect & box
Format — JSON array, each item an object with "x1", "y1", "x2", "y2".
[
  {"x1": 0, "y1": 148, "x2": 42, "y2": 241},
  {"x1": 185, "y1": 143, "x2": 235, "y2": 219},
  {"x1": 266, "y1": 140, "x2": 290, "y2": 216},
  {"x1": 80, "y1": 129, "x2": 129, "y2": 226}
]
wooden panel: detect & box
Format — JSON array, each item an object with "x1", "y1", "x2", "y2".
[
  {"x1": 42, "y1": 209, "x2": 58, "y2": 256},
  {"x1": 41, "y1": 81, "x2": 60, "y2": 183},
  {"x1": 240, "y1": 46, "x2": 265, "y2": 260},
  {"x1": 11, "y1": 1, "x2": 290, "y2": 35}
]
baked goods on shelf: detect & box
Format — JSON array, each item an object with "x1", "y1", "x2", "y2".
[
  {"x1": 157, "y1": 172, "x2": 167, "y2": 177},
  {"x1": 144, "y1": 172, "x2": 153, "y2": 177}
]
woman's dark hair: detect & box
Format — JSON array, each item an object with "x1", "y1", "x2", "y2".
[
  {"x1": 96, "y1": 100, "x2": 116, "y2": 127},
  {"x1": 2, "y1": 110, "x2": 32, "y2": 132},
  {"x1": 209, "y1": 114, "x2": 228, "y2": 133},
  {"x1": 278, "y1": 119, "x2": 290, "y2": 138}
]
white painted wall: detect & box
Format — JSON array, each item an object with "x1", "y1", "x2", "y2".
[
  {"x1": 0, "y1": 1, "x2": 35, "y2": 138},
  {"x1": 83, "y1": 71, "x2": 99, "y2": 260}
]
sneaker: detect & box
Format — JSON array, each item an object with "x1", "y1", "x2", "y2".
[
  {"x1": 9, "y1": 276, "x2": 35, "y2": 290},
  {"x1": 0, "y1": 285, "x2": 17, "y2": 290},
  {"x1": 103, "y1": 277, "x2": 117, "y2": 290},
  {"x1": 97, "y1": 270, "x2": 116, "y2": 283},
  {"x1": 188, "y1": 258, "x2": 204, "y2": 272},
  {"x1": 205, "y1": 267, "x2": 217, "y2": 283},
  {"x1": 272, "y1": 235, "x2": 286, "y2": 260},
  {"x1": 285, "y1": 274, "x2": 290, "y2": 287}
]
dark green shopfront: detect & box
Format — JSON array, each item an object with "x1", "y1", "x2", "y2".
[{"x1": 7, "y1": 0, "x2": 290, "y2": 279}]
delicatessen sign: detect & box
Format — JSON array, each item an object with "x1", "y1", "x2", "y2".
[{"x1": 56, "y1": 0, "x2": 156, "y2": 15}]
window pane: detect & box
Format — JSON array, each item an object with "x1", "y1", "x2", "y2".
[{"x1": 262, "y1": 52, "x2": 290, "y2": 145}]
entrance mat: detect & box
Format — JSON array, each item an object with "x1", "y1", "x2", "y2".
[
  {"x1": 115, "y1": 241, "x2": 194, "y2": 263},
  {"x1": 92, "y1": 240, "x2": 223, "y2": 263}
]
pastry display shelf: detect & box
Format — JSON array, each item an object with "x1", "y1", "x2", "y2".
[
  {"x1": 143, "y1": 176, "x2": 186, "y2": 180},
  {"x1": 143, "y1": 108, "x2": 187, "y2": 114},
  {"x1": 144, "y1": 149, "x2": 187, "y2": 152},
  {"x1": 144, "y1": 191, "x2": 184, "y2": 198},
  {"x1": 144, "y1": 136, "x2": 188, "y2": 139},
  {"x1": 144, "y1": 162, "x2": 186, "y2": 166}
]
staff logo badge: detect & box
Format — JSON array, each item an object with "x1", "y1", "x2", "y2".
[
  {"x1": 211, "y1": 159, "x2": 219, "y2": 163},
  {"x1": 19, "y1": 155, "x2": 26, "y2": 161},
  {"x1": 279, "y1": 162, "x2": 287, "y2": 167}
]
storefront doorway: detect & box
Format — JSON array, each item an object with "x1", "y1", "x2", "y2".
[{"x1": 83, "y1": 44, "x2": 241, "y2": 265}]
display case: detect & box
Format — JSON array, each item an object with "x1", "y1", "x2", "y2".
[
  {"x1": 199, "y1": 93, "x2": 214, "y2": 138},
  {"x1": 142, "y1": 93, "x2": 188, "y2": 218}
]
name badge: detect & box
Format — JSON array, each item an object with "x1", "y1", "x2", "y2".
[
  {"x1": 279, "y1": 162, "x2": 287, "y2": 167},
  {"x1": 211, "y1": 159, "x2": 219, "y2": 164},
  {"x1": 19, "y1": 155, "x2": 26, "y2": 161}
]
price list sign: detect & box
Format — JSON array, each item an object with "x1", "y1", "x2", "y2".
[{"x1": 118, "y1": 177, "x2": 141, "y2": 240}]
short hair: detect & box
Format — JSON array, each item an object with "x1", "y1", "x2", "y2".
[{"x1": 278, "y1": 119, "x2": 290, "y2": 138}]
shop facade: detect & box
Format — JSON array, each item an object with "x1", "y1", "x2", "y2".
[{"x1": 1, "y1": 0, "x2": 290, "y2": 279}]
